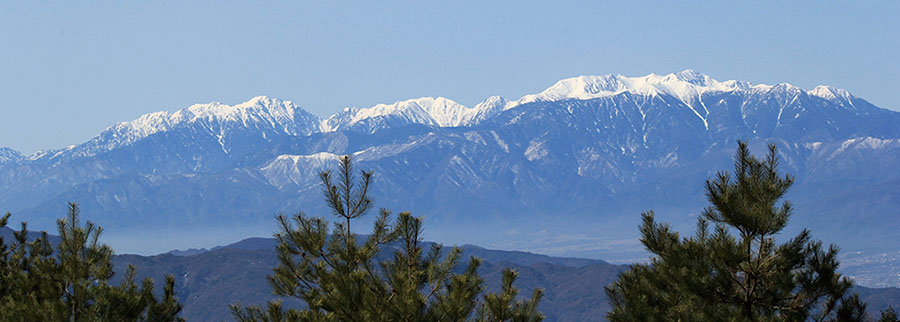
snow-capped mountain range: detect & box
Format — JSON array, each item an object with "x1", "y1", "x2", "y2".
[
  {"x1": 2, "y1": 70, "x2": 900, "y2": 287},
  {"x1": 13, "y1": 69, "x2": 869, "y2": 162}
]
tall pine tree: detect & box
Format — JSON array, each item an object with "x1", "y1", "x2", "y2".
[
  {"x1": 0, "y1": 203, "x2": 183, "y2": 322},
  {"x1": 231, "y1": 155, "x2": 543, "y2": 322},
  {"x1": 605, "y1": 142, "x2": 869, "y2": 321}
]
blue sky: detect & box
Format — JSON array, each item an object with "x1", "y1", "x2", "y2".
[{"x1": 1, "y1": 1, "x2": 898, "y2": 154}]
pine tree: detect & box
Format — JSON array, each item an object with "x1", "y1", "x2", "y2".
[
  {"x1": 605, "y1": 142, "x2": 870, "y2": 321},
  {"x1": 231, "y1": 155, "x2": 543, "y2": 322},
  {"x1": 0, "y1": 203, "x2": 184, "y2": 322},
  {"x1": 878, "y1": 307, "x2": 898, "y2": 322}
]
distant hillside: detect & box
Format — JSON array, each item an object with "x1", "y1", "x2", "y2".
[
  {"x1": 114, "y1": 236, "x2": 624, "y2": 322},
  {"x1": 0, "y1": 226, "x2": 61, "y2": 247},
  {"x1": 2, "y1": 224, "x2": 896, "y2": 321},
  {"x1": 113, "y1": 237, "x2": 899, "y2": 322}
]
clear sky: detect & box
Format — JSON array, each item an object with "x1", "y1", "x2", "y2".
[{"x1": 1, "y1": 1, "x2": 898, "y2": 154}]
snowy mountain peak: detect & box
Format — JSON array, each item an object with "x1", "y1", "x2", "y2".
[
  {"x1": 246, "y1": 95, "x2": 277, "y2": 105},
  {"x1": 809, "y1": 85, "x2": 854, "y2": 101},
  {"x1": 475, "y1": 95, "x2": 510, "y2": 111},
  {"x1": 415, "y1": 97, "x2": 470, "y2": 126},
  {"x1": 322, "y1": 96, "x2": 500, "y2": 132},
  {"x1": 69, "y1": 97, "x2": 321, "y2": 158},
  {"x1": 672, "y1": 69, "x2": 711, "y2": 85},
  {"x1": 181, "y1": 96, "x2": 305, "y2": 121},
  {"x1": 0, "y1": 147, "x2": 23, "y2": 164},
  {"x1": 510, "y1": 70, "x2": 749, "y2": 109},
  {"x1": 507, "y1": 70, "x2": 863, "y2": 113}
]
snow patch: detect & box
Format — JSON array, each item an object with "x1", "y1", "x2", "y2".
[
  {"x1": 804, "y1": 142, "x2": 823, "y2": 150},
  {"x1": 260, "y1": 152, "x2": 342, "y2": 189},
  {"x1": 831, "y1": 137, "x2": 900, "y2": 160},
  {"x1": 525, "y1": 139, "x2": 548, "y2": 161},
  {"x1": 852, "y1": 137, "x2": 898, "y2": 150},
  {"x1": 491, "y1": 131, "x2": 509, "y2": 153},
  {"x1": 352, "y1": 135, "x2": 437, "y2": 161},
  {"x1": 463, "y1": 131, "x2": 487, "y2": 145}
]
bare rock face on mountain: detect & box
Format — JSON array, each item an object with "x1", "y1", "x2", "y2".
[{"x1": 2, "y1": 71, "x2": 899, "y2": 287}]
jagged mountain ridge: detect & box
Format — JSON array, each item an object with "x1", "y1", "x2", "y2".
[
  {"x1": 4, "y1": 69, "x2": 877, "y2": 162},
  {"x1": 0, "y1": 147, "x2": 23, "y2": 164},
  {"x1": 2, "y1": 71, "x2": 899, "y2": 285}
]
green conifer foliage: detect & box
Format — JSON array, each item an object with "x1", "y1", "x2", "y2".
[
  {"x1": 231, "y1": 155, "x2": 543, "y2": 322},
  {"x1": 605, "y1": 142, "x2": 871, "y2": 321},
  {"x1": 0, "y1": 203, "x2": 184, "y2": 322},
  {"x1": 475, "y1": 269, "x2": 543, "y2": 322},
  {"x1": 878, "y1": 307, "x2": 898, "y2": 322}
]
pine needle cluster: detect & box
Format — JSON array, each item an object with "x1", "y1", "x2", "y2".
[{"x1": 231, "y1": 155, "x2": 543, "y2": 322}]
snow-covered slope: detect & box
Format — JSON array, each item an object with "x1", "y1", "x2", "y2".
[
  {"x1": 510, "y1": 69, "x2": 860, "y2": 107},
  {"x1": 260, "y1": 152, "x2": 343, "y2": 189},
  {"x1": 0, "y1": 147, "x2": 23, "y2": 164},
  {"x1": 321, "y1": 96, "x2": 505, "y2": 132},
  {"x1": 311, "y1": 70, "x2": 870, "y2": 134},
  {"x1": 512, "y1": 70, "x2": 748, "y2": 107},
  {"x1": 502, "y1": 69, "x2": 870, "y2": 131}
]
